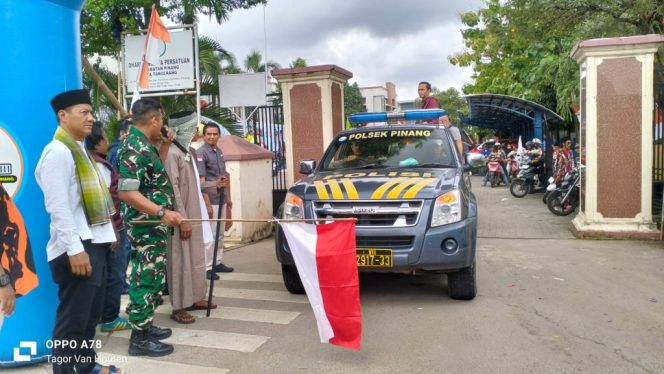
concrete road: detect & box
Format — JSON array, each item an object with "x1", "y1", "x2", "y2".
[{"x1": 15, "y1": 176, "x2": 664, "y2": 373}]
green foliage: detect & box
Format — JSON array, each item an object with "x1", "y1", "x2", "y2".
[
  {"x1": 432, "y1": 87, "x2": 466, "y2": 125},
  {"x1": 81, "y1": 0, "x2": 267, "y2": 56},
  {"x1": 450, "y1": 0, "x2": 664, "y2": 122},
  {"x1": 344, "y1": 82, "x2": 366, "y2": 116},
  {"x1": 290, "y1": 58, "x2": 307, "y2": 68},
  {"x1": 243, "y1": 50, "x2": 281, "y2": 73}
]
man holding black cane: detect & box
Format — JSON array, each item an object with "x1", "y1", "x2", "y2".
[{"x1": 196, "y1": 123, "x2": 234, "y2": 280}]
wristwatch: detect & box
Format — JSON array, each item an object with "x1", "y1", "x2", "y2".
[
  {"x1": 0, "y1": 273, "x2": 11, "y2": 287},
  {"x1": 157, "y1": 207, "x2": 166, "y2": 218}
]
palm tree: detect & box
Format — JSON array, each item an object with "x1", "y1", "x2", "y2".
[{"x1": 243, "y1": 49, "x2": 280, "y2": 73}]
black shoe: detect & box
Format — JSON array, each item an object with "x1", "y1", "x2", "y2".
[
  {"x1": 214, "y1": 263, "x2": 234, "y2": 273},
  {"x1": 206, "y1": 270, "x2": 220, "y2": 280},
  {"x1": 147, "y1": 325, "x2": 172, "y2": 340},
  {"x1": 128, "y1": 330, "x2": 174, "y2": 357}
]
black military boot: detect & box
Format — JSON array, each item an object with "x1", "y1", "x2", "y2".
[
  {"x1": 128, "y1": 329, "x2": 174, "y2": 357},
  {"x1": 147, "y1": 325, "x2": 172, "y2": 340}
]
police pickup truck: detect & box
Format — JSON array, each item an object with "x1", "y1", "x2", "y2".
[{"x1": 275, "y1": 109, "x2": 477, "y2": 300}]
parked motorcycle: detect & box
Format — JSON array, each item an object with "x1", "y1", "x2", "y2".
[
  {"x1": 547, "y1": 168, "x2": 580, "y2": 216},
  {"x1": 510, "y1": 155, "x2": 544, "y2": 198},
  {"x1": 543, "y1": 177, "x2": 556, "y2": 204}
]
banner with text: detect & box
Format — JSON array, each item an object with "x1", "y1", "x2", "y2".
[{"x1": 124, "y1": 29, "x2": 195, "y2": 92}]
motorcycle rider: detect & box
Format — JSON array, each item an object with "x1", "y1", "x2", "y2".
[
  {"x1": 506, "y1": 145, "x2": 519, "y2": 180},
  {"x1": 527, "y1": 139, "x2": 546, "y2": 186},
  {"x1": 482, "y1": 144, "x2": 509, "y2": 187},
  {"x1": 527, "y1": 139, "x2": 543, "y2": 164}
]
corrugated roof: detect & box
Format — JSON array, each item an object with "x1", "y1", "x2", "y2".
[{"x1": 463, "y1": 94, "x2": 564, "y2": 131}]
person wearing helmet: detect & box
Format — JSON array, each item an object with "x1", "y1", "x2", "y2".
[
  {"x1": 482, "y1": 144, "x2": 509, "y2": 187},
  {"x1": 527, "y1": 139, "x2": 543, "y2": 164}
]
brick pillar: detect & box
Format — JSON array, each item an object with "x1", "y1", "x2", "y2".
[
  {"x1": 272, "y1": 65, "x2": 352, "y2": 187},
  {"x1": 570, "y1": 34, "x2": 664, "y2": 239}
]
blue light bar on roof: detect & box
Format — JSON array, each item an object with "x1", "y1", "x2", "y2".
[{"x1": 349, "y1": 109, "x2": 447, "y2": 123}]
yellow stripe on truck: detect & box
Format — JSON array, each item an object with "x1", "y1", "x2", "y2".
[
  {"x1": 371, "y1": 177, "x2": 408, "y2": 199},
  {"x1": 386, "y1": 178, "x2": 422, "y2": 199},
  {"x1": 403, "y1": 178, "x2": 437, "y2": 198},
  {"x1": 314, "y1": 180, "x2": 330, "y2": 200},
  {"x1": 341, "y1": 178, "x2": 359, "y2": 199},
  {"x1": 327, "y1": 179, "x2": 344, "y2": 199}
]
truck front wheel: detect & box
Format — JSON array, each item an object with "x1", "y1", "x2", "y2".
[
  {"x1": 282, "y1": 264, "x2": 305, "y2": 294},
  {"x1": 447, "y1": 259, "x2": 477, "y2": 300}
]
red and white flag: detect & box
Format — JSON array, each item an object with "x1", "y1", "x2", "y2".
[
  {"x1": 131, "y1": 5, "x2": 171, "y2": 106},
  {"x1": 280, "y1": 221, "x2": 362, "y2": 350}
]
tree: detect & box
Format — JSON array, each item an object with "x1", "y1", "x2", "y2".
[
  {"x1": 289, "y1": 58, "x2": 307, "y2": 68},
  {"x1": 243, "y1": 50, "x2": 281, "y2": 73},
  {"x1": 433, "y1": 87, "x2": 466, "y2": 125},
  {"x1": 344, "y1": 82, "x2": 366, "y2": 116},
  {"x1": 450, "y1": 0, "x2": 663, "y2": 122},
  {"x1": 81, "y1": 0, "x2": 267, "y2": 56}
]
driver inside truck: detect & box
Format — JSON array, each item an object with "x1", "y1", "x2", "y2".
[{"x1": 332, "y1": 141, "x2": 364, "y2": 167}]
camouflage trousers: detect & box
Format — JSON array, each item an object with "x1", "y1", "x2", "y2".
[{"x1": 126, "y1": 223, "x2": 169, "y2": 331}]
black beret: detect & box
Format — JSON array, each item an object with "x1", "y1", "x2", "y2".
[{"x1": 50, "y1": 89, "x2": 92, "y2": 114}]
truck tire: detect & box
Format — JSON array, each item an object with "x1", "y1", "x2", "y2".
[
  {"x1": 447, "y1": 259, "x2": 477, "y2": 300},
  {"x1": 282, "y1": 264, "x2": 305, "y2": 294}
]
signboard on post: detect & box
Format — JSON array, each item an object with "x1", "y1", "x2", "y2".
[
  {"x1": 123, "y1": 29, "x2": 195, "y2": 92},
  {"x1": 219, "y1": 72, "x2": 268, "y2": 134},
  {"x1": 219, "y1": 73, "x2": 267, "y2": 107}
]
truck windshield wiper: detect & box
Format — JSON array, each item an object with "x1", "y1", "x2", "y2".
[
  {"x1": 413, "y1": 163, "x2": 456, "y2": 168},
  {"x1": 352, "y1": 163, "x2": 387, "y2": 169}
]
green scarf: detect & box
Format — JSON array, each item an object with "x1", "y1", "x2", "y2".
[{"x1": 54, "y1": 127, "x2": 115, "y2": 225}]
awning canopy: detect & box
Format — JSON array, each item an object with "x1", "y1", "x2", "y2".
[{"x1": 461, "y1": 94, "x2": 565, "y2": 141}]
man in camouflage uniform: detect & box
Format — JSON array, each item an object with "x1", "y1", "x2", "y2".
[{"x1": 118, "y1": 99, "x2": 183, "y2": 357}]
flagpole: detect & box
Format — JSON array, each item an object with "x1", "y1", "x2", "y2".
[
  {"x1": 130, "y1": 217, "x2": 357, "y2": 225},
  {"x1": 131, "y1": 4, "x2": 157, "y2": 107}
]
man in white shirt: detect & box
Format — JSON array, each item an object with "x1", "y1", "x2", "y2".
[{"x1": 35, "y1": 89, "x2": 121, "y2": 374}]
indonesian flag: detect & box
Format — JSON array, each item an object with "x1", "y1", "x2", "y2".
[
  {"x1": 131, "y1": 5, "x2": 171, "y2": 106},
  {"x1": 280, "y1": 221, "x2": 362, "y2": 350}
]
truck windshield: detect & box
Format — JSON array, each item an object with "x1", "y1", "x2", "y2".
[{"x1": 320, "y1": 128, "x2": 456, "y2": 170}]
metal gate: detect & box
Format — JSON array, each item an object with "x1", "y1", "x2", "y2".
[
  {"x1": 652, "y1": 63, "x2": 664, "y2": 226},
  {"x1": 249, "y1": 105, "x2": 286, "y2": 215}
]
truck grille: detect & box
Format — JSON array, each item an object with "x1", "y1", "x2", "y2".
[
  {"x1": 312, "y1": 200, "x2": 423, "y2": 228},
  {"x1": 356, "y1": 236, "x2": 414, "y2": 248}
]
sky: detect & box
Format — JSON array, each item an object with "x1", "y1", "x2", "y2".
[{"x1": 198, "y1": 0, "x2": 484, "y2": 102}]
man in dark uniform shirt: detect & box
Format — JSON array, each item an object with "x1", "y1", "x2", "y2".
[{"x1": 196, "y1": 123, "x2": 234, "y2": 280}]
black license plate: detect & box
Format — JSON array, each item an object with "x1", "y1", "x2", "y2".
[{"x1": 356, "y1": 248, "x2": 393, "y2": 268}]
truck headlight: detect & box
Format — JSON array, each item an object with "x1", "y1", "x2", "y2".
[
  {"x1": 283, "y1": 192, "x2": 304, "y2": 219},
  {"x1": 431, "y1": 190, "x2": 461, "y2": 227}
]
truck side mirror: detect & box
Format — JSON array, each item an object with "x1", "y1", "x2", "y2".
[{"x1": 299, "y1": 160, "x2": 316, "y2": 175}]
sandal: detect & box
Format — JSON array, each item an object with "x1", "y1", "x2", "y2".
[
  {"x1": 186, "y1": 300, "x2": 218, "y2": 311},
  {"x1": 170, "y1": 309, "x2": 196, "y2": 324},
  {"x1": 90, "y1": 363, "x2": 124, "y2": 374}
]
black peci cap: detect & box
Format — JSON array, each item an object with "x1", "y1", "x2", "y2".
[{"x1": 50, "y1": 89, "x2": 92, "y2": 114}]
